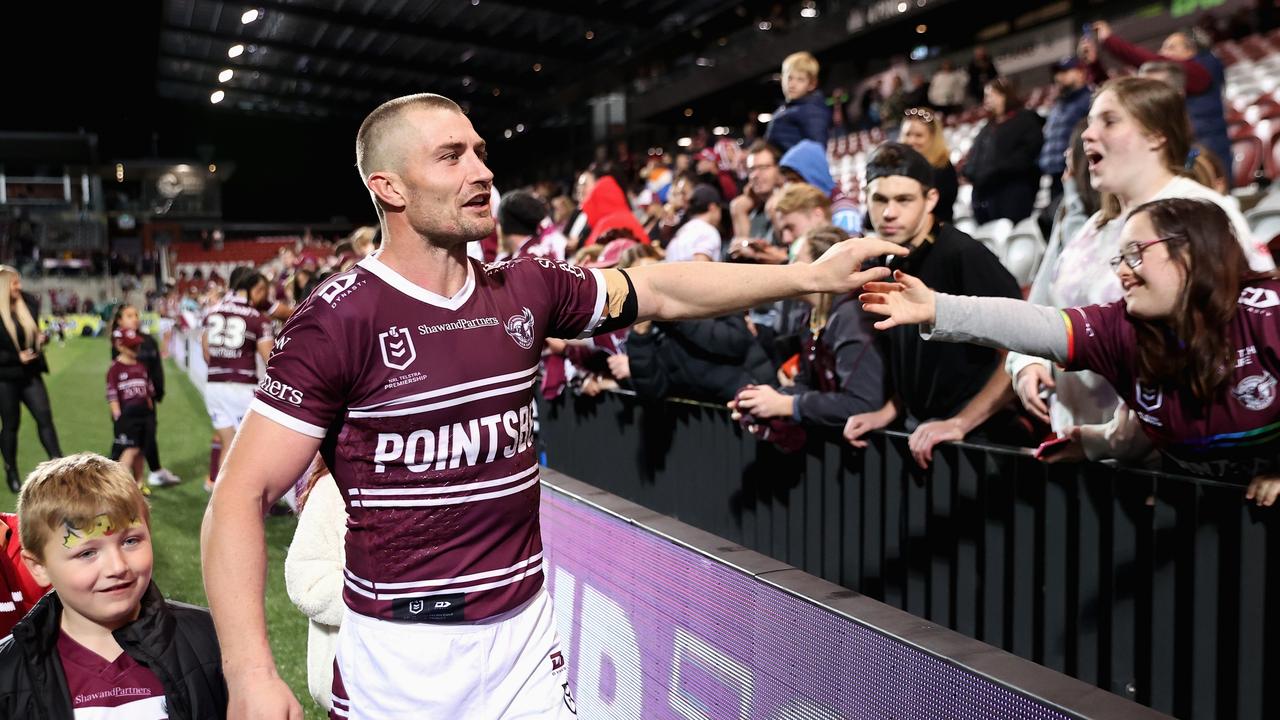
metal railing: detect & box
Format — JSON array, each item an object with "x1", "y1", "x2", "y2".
[{"x1": 539, "y1": 390, "x2": 1277, "y2": 720}]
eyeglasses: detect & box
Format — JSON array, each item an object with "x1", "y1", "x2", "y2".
[
  {"x1": 1108, "y1": 238, "x2": 1173, "y2": 271},
  {"x1": 904, "y1": 107, "x2": 935, "y2": 124}
]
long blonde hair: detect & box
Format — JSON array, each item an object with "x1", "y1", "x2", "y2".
[
  {"x1": 901, "y1": 108, "x2": 951, "y2": 168},
  {"x1": 0, "y1": 266, "x2": 38, "y2": 352}
]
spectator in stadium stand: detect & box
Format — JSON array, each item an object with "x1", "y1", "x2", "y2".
[
  {"x1": 863, "y1": 197, "x2": 1280, "y2": 501},
  {"x1": 1007, "y1": 77, "x2": 1274, "y2": 444},
  {"x1": 1039, "y1": 57, "x2": 1094, "y2": 205},
  {"x1": 967, "y1": 45, "x2": 1000, "y2": 105},
  {"x1": 731, "y1": 180, "x2": 827, "y2": 266},
  {"x1": 496, "y1": 190, "x2": 566, "y2": 262},
  {"x1": 878, "y1": 74, "x2": 908, "y2": 137},
  {"x1": 764, "y1": 51, "x2": 831, "y2": 153},
  {"x1": 580, "y1": 171, "x2": 652, "y2": 248},
  {"x1": 842, "y1": 143, "x2": 1026, "y2": 468},
  {"x1": 0, "y1": 267, "x2": 61, "y2": 492},
  {"x1": 729, "y1": 224, "x2": 885, "y2": 429},
  {"x1": 695, "y1": 147, "x2": 741, "y2": 201},
  {"x1": 779, "y1": 139, "x2": 862, "y2": 235},
  {"x1": 202, "y1": 92, "x2": 906, "y2": 719},
  {"x1": 665, "y1": 184, "x2": 724, "y2": 262},
  {"x1": 1092, "y1": 20, "x2": 1234, "y2": 183},
  {"x1": 728, "y1": 141, "x2": 784, "y2": 248},
  {"x1": 927, "y1": 59, "x2": 968, "y2": 116},
  {"x1": 963, "y1": 77, "x2": 1045, "y2": 224},
  {"x1": 1138, "y1": 59, "x2": 1187, "y2": 96},
  {"x1": 899, "y1": 107, "x2": 959, "y2": 224}
]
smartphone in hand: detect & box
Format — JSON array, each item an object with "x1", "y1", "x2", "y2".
[{"x1": 1034, "y1": 435, "x2": 1073, "y2": 460}]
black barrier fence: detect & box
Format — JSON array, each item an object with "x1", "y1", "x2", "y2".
[{"x1": 539, "y1": 391, "x2": 1279, "y2": 720}]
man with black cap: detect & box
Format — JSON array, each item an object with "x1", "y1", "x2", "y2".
[
  {"x1": 1039, "y1": 56, "x2": 1093, "y2": 204},
  {"x1": 843, "y1": 142, "x2": 1024, "y2": 468},
  {"x1": 496, "y1": 189, "x2": 565, "y2": 261}
]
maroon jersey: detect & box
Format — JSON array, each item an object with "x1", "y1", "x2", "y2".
[
  {"x1": 251, "y1": 254, "x2": 607, "y2": 621},
  {"x1": 58, "y1": 631, "x2": 168, "y2": 718},
  {"x1": 105, "y1": 361, "x2": 154, "y2": 412},
  {"x1": 1063, "y1": 278, "x2": 1280, "y2": 480},
  {"x1": 203, "y1": 295, "x2": 273, "y2": 384}
]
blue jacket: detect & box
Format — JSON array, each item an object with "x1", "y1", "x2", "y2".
[
  {"x1": 779, "y1": 140, "x2": 835, "y2": 194},
  {"x1": 765, "y1": 91, "x2": 830, "y2": 153},
  {"x1": 1039, "y1": 85, "x2": 1092, "y2": 176},
  {"x1": 1187, "y1": 50, "x2": 1233, "y2": 181}
]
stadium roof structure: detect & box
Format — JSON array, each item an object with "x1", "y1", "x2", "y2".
[{"x1": 155, "y1": 0, "x2": 799, "y2": 135}]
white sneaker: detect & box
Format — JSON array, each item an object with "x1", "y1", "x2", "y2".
[{"x1": 148, "y1": 469, "x2": 182, "y2": 487}]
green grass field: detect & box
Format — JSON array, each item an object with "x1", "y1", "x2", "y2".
[{"x1": 0, "y1": 336, "x2": 323, "y2": 719}]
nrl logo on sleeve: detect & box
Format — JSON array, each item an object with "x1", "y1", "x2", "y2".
[
  {"x1": 505, "y1": 307, "x2": 535, "y2": 349},
  {"x1": 378, "y1": 325, "x2": 417, "y2": 370},
  {"x1": 1135, "y1": 381, "x2": 1163, "y2": 412}
]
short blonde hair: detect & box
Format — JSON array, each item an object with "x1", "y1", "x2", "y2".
[
  {"x1": 18, "y1": 453, "x2": 150, "y2": 560},
  {"x1": 782, "y1": 52, "x2": 820, "y2": 82},
  {"x1": 355, "y1": 93, "x2": 462, "y2": 181},
  {"x1": 774, "y1": 182, "x2": 832, "y2": 216}
]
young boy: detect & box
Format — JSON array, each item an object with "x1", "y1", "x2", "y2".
[
  {"x1": 763, "y1": 51, "x2": 831, "y2": 152},
  {"x1": 0, "y1": 453, "x2": 227, "y2": 718}
]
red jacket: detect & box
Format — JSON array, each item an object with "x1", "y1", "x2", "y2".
[
  {"x1": 582, "y1": 177, "x2": 651, "y2": 246},
  {"x1": 0, "y1": 513, "x2": 45, "y2": 637}
]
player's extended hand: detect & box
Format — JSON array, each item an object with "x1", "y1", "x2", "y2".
[
  {"x1": 226, "y1": 672, "x2": 303, "y2": 720},
  {"x1": 806, "y1": 237, "x2": 908, "y2": 295},
  {"x1": 859, "y1": 270, "x2": 936, "y2": 331},
  {"x1": 907, "y1": 418, "x2": 965, "y2": 469}
]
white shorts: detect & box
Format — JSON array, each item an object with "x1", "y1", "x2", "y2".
[
  {"x1": 203, "y1": 382, "x2": 255, "y2": 430},
  {"x1": 331, "y1": 588, "x2": 576, "y2": 720}
]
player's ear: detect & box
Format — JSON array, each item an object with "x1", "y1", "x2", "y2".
[{"x1": 368, "y1": 171, "x2": 407, "y2": 211}]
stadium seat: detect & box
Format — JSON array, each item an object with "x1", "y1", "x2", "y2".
[
  {"x1": 1004, "y1": 217, "x2": 1047, "y2": 288},
  {"x1": 970, "y1": 218, "x2": 1014, "y2": 259},
  {"x1": 1233, "y1": 136, "x2": 1264, "y2": 188},
  {"x1": 1246, "y1": 190, "x2": 1280, "y2": 263}
]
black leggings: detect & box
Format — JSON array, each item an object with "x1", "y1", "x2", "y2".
[{"x1": 0, "y1": 376, "x2": 62, "y2": 470}]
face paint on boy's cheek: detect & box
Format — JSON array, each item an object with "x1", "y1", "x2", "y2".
[{"x1": 61, "y1": 514, "x2": 144, "y2": 549}]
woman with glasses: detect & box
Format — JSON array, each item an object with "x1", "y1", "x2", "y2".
[
  {"x1": 1006, "y1": 77, "x2": 1274, "y2": 454},
  {"x1": 961, "y1": 77, "x2": 1045, "y2": 224},
  {"x1": 862, "y1": 197, "x2": 1280, "y2": 504},
  {"x1": 899, "y1": 107, "x2": 959, "y2": 223}
]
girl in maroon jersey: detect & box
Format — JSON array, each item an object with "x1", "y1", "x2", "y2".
[
  {"x1": 861, "y1": 197, "x2": 1280, "y2": 504},
  {"x1": 106, "y1": 326, "x2": 157, "y2": 493}
]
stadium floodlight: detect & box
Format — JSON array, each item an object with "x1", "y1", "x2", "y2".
[
  {"x1": 210, "y1": 90, "x2": 226, "y2": 104},
  {"x1": 228, "y1": 44, "x2": 245, "y2": 58},
  {"x1": 241, "y1": 9, "x2": 260, "y2": 24},
  {"x1": 757, "y1": 112, "x2": 773, "y2": 123},
  {"x1": 677, "y1": 137, "x2": 693, "y2": 147},
  {"x1": 219, "y1": 69, "x2": 234, "y2": 83}
]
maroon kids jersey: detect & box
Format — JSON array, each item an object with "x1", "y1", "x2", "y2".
[
  {"x1": 1062, "y1": 278, "x2": 1280, "y2": 480},
  {"x1": 58, "y1": 630, "x2": 168, "y2": 717},
  {"x1": 251, "y1": 253, "x2": 612, "y2": 622},
  {"x1": 106, "y1": 361, "x2": 154, "y2": 412},
  {"x1": 203, "y1": 295, "x2": 273, "y2": 384}
]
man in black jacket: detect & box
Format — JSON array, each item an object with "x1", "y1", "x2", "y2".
[{"x1": 0, "y1": 453, "x2": 226, "y2": 719}]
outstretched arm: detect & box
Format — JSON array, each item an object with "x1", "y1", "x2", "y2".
[
  {"x1": 860, "y1": 270, "x2": 1070, "y2": 362},
  {"x1": 627, "y1": 237, "x2": 906, "y2": 322}
]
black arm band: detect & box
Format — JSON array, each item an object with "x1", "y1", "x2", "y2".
[{"x1": 593, "y1": 268, "x2": 639, "y2": 335}]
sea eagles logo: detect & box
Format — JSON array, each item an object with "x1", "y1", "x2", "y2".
[
  {"x1": 505, "y1": 307, "x2": 535, "y2": 349},
  {"x1": 1233, "y1": 372, "x2": 1277, "y2": 411},
  {"x1": 378, "y1": 325, "x2": 417, "y2": 371},
  {"x1": 1135, "y1": 381, "x2": 1163, "y2": 412}
]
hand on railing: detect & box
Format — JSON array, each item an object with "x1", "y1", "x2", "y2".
[
  {"x1": 1246, "y1": 474, "x2": 1280, "y2": 507},
  {"x1": 908, "y1": 418, "x2": 966, "y2": 468}
]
